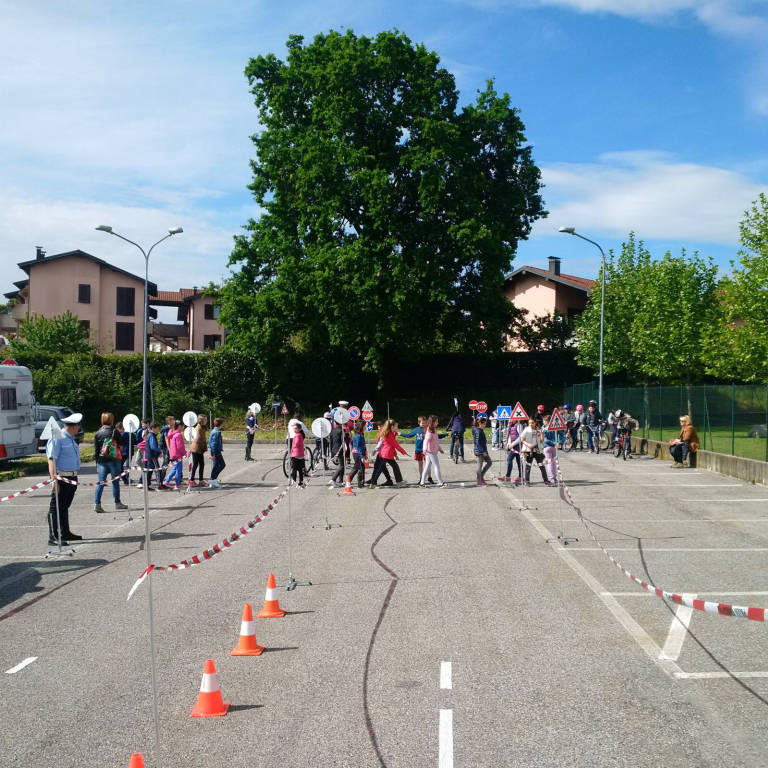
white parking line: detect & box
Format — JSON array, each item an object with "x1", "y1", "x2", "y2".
[
  {"x1": 440, "y1": 661, "x2": 452, "y2": 690},
  {"x1": 659, "y1": 596, "x2": 695, "y2": 662},
  {"x1": 439, "y1": 709, "x2": 453, "y2": 768},
  {"x1": 6, "y1": 657, "x2": 37, "y2": 674},
  {"x1": 562, "y1": 547, "x2": 768, "y2": 552},
  {"x1": 675, "y1": 671, "x2": 768, "y2": 680},
  {"x1": 604, "y1": 591, "x2": 768, "y2": 597}
]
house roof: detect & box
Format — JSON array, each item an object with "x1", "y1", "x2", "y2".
[
  {"x1": 17, "y1": 250, "x2": 158, "y2": 295},
  {"x1": 4, "y1": 280, "x2": 29, "y2": 301},
  {"x1": 504, "y1": 265, "x2": 596, "y2": 293},
  {"x1": 149, "y1": 288, "x2": 203, "y2": 306},
  {"x1": 150, "y1": 322, "x2": 187, "y2": 338}
]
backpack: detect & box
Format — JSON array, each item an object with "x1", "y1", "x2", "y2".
[{"x1": 100, "y1": 428, "x2": 123, "y2": 461}]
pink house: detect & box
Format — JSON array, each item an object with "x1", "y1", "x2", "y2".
[
  {"x1": 149, "y1": 289, "x2": 226, "y2": 351},
  {"x1": 8, "y1": 248, "x2": 156, "y2": 354}
]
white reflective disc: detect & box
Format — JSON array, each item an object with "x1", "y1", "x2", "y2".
[
  {"x1": 334, "y1": 408, "x2": 350, "y2": 425},
  {"x1": 184, "y1": 426, "x2": 196, "y2": 442},
  {"x1": 249, "y1": 402, "x2": 262, "y2": 415},
  {"x1": 182, "y1": 411, "x2": 198, "y2": 427},
  {"x1": 123, "y1": 413, "x2": 140, "y2": 432},
  {"x1": 312, "y1": 418, "x2": 331, "y2": 438}
]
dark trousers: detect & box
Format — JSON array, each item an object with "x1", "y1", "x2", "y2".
[
  {"x1": 450, "y1": 432, "x2": 464, "y2": 459},
  {"x1": 332, "y1": 454, "x2": 346, "y2": 484},
  {"x1": 523, "y1": 451, "x2": 548, "y2": 483},
  {"x1": 370, "y1": 456, "x2": 402, "y2": 484},
  {"x1": 144, "y1": 457, "x2": 163, "y2": 487},
  {"x1": 48, "y1": 479, "x2": 77, "y2": 538},
  {"x1": 349, "y1": 454, "x2": 365, "y2": 487},
  {"x1": 191, "y1": 452, "x2": 205, "y2": 481},
  {"x1": 670, "y1": 442, "x2": 695, "y2": 465},
  {"x1": 211, "y1": 453, "x2": 225, "y2": 480},
  {"x1": 245, "y1": 432, "x2": 254, "y2": 459},
  {"x1": 505, "y1": 450, "x2": 522, "y2": 478},
  {"x1": 290, "y1": 456, "x2": 305, "y2": 483}
]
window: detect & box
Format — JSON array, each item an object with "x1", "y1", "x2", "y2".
[
  {"x1": 78, "y1": 284, "x2": 91, "y2": 303},
  {"x1": 79, "y1": 319, "x2": 90, "y2": 331},
  {"x1": 115, "y1": 322, "x2": 135, "y2": 351},
  {"x1": 204, "y1": 303, "x2": 221, "y2": 320},
  {"x1": 0, "y1": 387, "x2": 17, "y2": 411},
  {"x1": 116, "y1": 287, "x2": 136, "y2": 316},
  {"x1": 203, "y1": 334, "x2": 221, "y2": 350}
]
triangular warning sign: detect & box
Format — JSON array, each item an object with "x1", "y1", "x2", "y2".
[
  {"x1": 510, "y1": 401, "x2": 529, "y2": 421},
  {"x1": 40, "y1": 416, "x2": 63, "y2": 442},
  {"x1": 547, "y1": 407, "x2": 566, "y2": 431},
  {"x1": 362, "y1": 400, "x2": 373, "y2": 413}
]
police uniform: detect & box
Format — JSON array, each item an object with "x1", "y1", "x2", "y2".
[{"x1": 46, "y1": 413, "x2": 83, "y2": 545}]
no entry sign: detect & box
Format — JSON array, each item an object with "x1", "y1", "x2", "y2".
[{"x1": 469, "y1": 400, "x2": 478, "y2": 411}]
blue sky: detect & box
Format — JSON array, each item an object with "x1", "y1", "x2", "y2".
[{"x1": 1, "y1": 0, "x2": 766, "y2": 313}]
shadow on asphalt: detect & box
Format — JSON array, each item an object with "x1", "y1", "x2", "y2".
[{"x1": 0, "y1": 558, "x2": 108, "y2": 611}]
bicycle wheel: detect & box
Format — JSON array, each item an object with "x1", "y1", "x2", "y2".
[
  {"x1": 563, "y1": 432, "x2": 573, "y2": 452},
  {"x1": 282, "y1": 450, "x2": 290, "y2": 477},
  {"x1": 613, "y1": 442, "x2": 621, "y2": 458},
  {"x1": 305, "y1": 446, "x2": 314, "y2": 471},
  {"x1": 600, "y1": 430, "x2": 610, "y2": 451}
]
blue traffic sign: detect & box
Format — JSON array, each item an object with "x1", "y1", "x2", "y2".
[
  {"x1": 497, "y1": 405, "x2": 512, "y2": 420},
  {"x1": 365, "y1": 421, "x2": 374, "y2": 431}
]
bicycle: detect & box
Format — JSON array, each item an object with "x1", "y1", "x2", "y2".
[
  {"x1": 282, "y1": 446, "x2": 315, "y2": 477},
  {"x1": 613, "y1": 427, "x2": 631, "y2": 460}
]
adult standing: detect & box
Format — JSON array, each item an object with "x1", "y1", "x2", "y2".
[
  {"x1": 245, "y1": 407, "x2": 259, "y2": 461},
  {"x1": 189, "y1": 414, "x2": 208, "y2": 486},
  {"x1": 94, "y1": 412, "x2": 128, "y2": 513},
  {"x1": 46, "y1": 413, "x2": 83, "y2": 545}
]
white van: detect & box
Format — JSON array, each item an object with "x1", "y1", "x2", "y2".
[{"x1": 0, "y1": 361, "x2": 37, "y2": 459}]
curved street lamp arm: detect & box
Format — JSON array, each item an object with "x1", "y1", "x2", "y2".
[
  {"x1": 104, "y1": 230, "x2": 148, "y2": 260},
  {"x1": 570, "y1": 231, "x2": 606, "y2": 260}
]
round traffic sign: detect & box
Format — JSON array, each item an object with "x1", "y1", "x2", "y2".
[
  {"x1": 469, "y1": 400, "x2": 478, "y2": 411},
  {"x1": 348, "y1": 405, "x2": 361, "y2": 421},
  {"x1": 184, "y1": 426, "x2": 196, "y2": 442},
  {"x1": 182, "y1": 411, "x2": 198, "y2": 427},
  {"x1": 249, "y1": 402, "x2": 262, "y2": 415},
  {"x1": 334, "y1": 408, "x2": 350, "y2": 425},
  {"x1": 476, "y1": 401, "x2": 488, "y2": 413},
  {"x1": 312, "y1": 417, "x2": 331, "y2": 438},
  {"x1": 362, "y1": 409, "x2": 374, "y2": 422},
  {"x1": 123, "y1": 413, "x2": 140, "y2": 432}
]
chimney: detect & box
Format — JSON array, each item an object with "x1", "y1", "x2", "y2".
[
  {"x1": 548, "y1": 256, "x2": 561, "y2": 276},
  {"x1": 35, "y1": 246, "x2": 46, "y2": 261}
]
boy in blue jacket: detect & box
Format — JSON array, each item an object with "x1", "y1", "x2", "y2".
[{"x1": 208, "y1": 417, "x2": 226, "y2": 488}]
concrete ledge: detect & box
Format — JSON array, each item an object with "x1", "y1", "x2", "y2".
[{"x1": 631, "y1": 436, "x2": 768, "y2": 486}]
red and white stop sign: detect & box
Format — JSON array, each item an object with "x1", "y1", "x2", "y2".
[
  {"x1": 469, "y1": 400, "x2": 478, "y2": 411},
  {"x1": 362, "y1": 410, "x2": 374, "y2": 422},
  {"x1": 476, "y1": 401, "x2": 488, "y2": 413}
]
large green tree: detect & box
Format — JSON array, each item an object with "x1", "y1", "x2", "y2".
[
  {"x1": 9, "y1": 311, "x2": 93, "y2": 356},
  {"x1": 703, "y1": 193, "x2": 768, "y2": 382},
  {"x1": 575, "y1": 235, "x2": 717, "y2": 383},
  {"x1": 220, "y1": 30, "x2": 545, "y2": 379}
]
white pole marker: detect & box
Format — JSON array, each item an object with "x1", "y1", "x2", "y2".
[
  {"x1": 440, "y1": 661, "x2": 452, "y2": 690},
  {"x1": 439, "y1": 709, "x2": 453, "y2": 768}
]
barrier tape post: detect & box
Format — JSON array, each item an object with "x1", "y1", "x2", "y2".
[{"x1": 546, "y1": 458, "x2": 577, "y2": 546}]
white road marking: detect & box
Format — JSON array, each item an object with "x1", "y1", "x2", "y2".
[
  {"x1": 440, "y1": 661, "x2": 452, "y2": 690},
  {"x1": 659, "y1": 596, "x2": 695, "y2": 661},
  {"x1": 439, "y1": 709, "x2": 453, "y2": 768},
  {"x1": 514, "y1": 500, "x2": 681, "y2": 678},
  {"x1": 605, "y1": 591, "x2": 768, "y2": 597},
  {"x1": 681, "y1": 500, "x2": 768, "y2": 503},
  {"x1": 561, "y1": 547, "x2": 768, "y2": 552},
  {"x1": 675, "y1": 671, "x2": 768, "y2": 680},
  {"x1": 6, "y1": 657, "x2": 37, "y2": 674},
  {"x1": 536, "y1": 518, "x2": 768, "y2": 523}
]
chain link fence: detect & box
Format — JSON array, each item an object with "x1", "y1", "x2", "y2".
[{"x1": 564, "y1": 383, "x2": 768, "y2": 463}]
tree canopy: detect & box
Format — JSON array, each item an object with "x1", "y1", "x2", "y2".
[
  {"x1": 9, "y1": 311, "x2": 93, "y2": 356},
  {"x1": 220, "y1": 29, "x2": 545, "y2": 380}
]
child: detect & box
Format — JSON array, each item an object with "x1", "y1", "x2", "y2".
[
  {"x1": 289, "y1": 421, "x2": 306, "y2": 485},
  {"x1": 368, "y1": 419, "x2": 408, "y2": 486},
  {"x1": 447, "y1": 411, "x2": 466, "y2": 462},
  {"x1": 161, "y1": 415, "x2": 175, "y2": 469},
  {"x1": 472, "y1": 415, "x2": 492, "y2": 486},
  {"x1": 144, "y1": 422, "x2": 164, "y2": 490},
  {"x1": 366, "y1": 421, "x2": 393, "y2": 487},
  {"x1": 490, "y1": 411, "x2": 500, "y2": 450},
  {"x1": 189, "y1": 415, "x2": 207, "y2": 486},
  {"x1": 401, "y1": 416, "x2": 427, "y2": 482},
  {"x1": 164, "y1": 421, "x2": 186, "y2": 489},
  {"x1": 208, "y1": 417, "x2": 225, "y2": 488},
  {"x1": 542, "y1": 437, "x2": 558, "y2": 484},
  {"x1": 349, "y1": 420, "x2": 368, "y2": 488},
  {"x1": 502, "y1": 419, "x2": 523, "y2": 484},
  {"x1": 419, "y1": 415, "x2": 446, "y2": 487},
  {"x1": 513, "y1": 418, "x2": 552, "y2": 486}
]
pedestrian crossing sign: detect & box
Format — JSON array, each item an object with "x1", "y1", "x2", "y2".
[
  {"x1": 510, "y1": 402, "x2": 529, "y2": 421},
  {"x1": 547, "y1": 407, "x2": 566, "y2": 431},
  {"x1": 497, "y1": 405, "x2": 512, "y2": 420}
]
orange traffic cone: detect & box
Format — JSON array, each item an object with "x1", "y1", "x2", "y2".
[
  {"x1": 257, "y1": 573, "x2": 286, "y2": 618},
  {"x1": 231, "y1": 603, "x2": 265, "y2": 656},
  {"x1": 340, "y1": 474, "x2": 355, "y2": 496},
  {"x1": 190, "y1": 659, "x2": 230, "y2": 717},
  {"x1": 129, "y1": 755, "x2": 145, "y2": 768}
]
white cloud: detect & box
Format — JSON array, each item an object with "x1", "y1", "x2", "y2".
[{"x1": 537, "y1": 151, "x2": 765, "y2": 244}]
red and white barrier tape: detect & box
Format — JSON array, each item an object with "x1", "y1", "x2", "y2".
[
  {"x1": 0, "y1": 478, "x2": 55, "y2": 504},
  {"x1": 554, "y1": 459, "x2": 768, "y2": 623},
  {"x1": 127, "y1": 475, "x2": 311, "y2": 600},
  {"x1": 56, "y1": 469, "x2": 131, "y2": 487}
]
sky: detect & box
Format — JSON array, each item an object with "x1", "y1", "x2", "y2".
[{"x1": 2, "y1": 0, "x2": 766, "y2": 318}]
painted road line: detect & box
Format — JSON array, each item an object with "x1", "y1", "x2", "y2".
[
  {"x1": 605, "y1": 591, "x2": 768, "y2": 597},
  {"x1": 680, "y1": 500, "x2": 768, "y2": 503},
  {"x1": 439, "y1": 709, "x2": 453, "y2": 768},
  {"x1": 514, "y1": 499, "x2": 681, "y2": 678},
  {"x1": 536, "y1": 518, "x2": 768, "y2": 523},
  {"x1": 6, "y1": 656, "x2": 37, "y2": 674},
  {"x1": 440, "y1": 661, "x2": 452, "y2": 690},
  {"x1": 675, "y1": 671, "x2": 768, "y2": 680},
  {"x1": 561, "y1": 547, "x2": 768, "y2": 552},
  {"x1": 659, "y1": 596, "x2": 695, "y2": 662}
]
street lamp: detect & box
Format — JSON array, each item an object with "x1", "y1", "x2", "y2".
[
  {"x1": 558, "y1": 226, "x2": 607, "y2": 415},
  {"x1": 95, "y1": 223, "x2": 182, "y2": 750}
]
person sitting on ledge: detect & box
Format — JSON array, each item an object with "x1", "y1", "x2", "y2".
[{"x1": 669, "y1": 415, "x2": 699, "y2": 468}]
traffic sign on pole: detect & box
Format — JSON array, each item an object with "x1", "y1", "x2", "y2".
[
  {"x1": 476, "y1": 401, "x2": 488, "y2": 414},
  {"x1": 348, "y1": 406, "x2": 361, "y2": 421},
  {"x1": 469, "y1": 400, "x2": 478, "y2": 411},
  {"x1": 497, "y1": 405, "x2": 512, "y2": 420},
  {"x1": 547, "y1": 408, "x2": 567, "y2": 431},
  {"x1": 362, "y1": 400, "x2": 373, "y2": 413},
  {"x1": 362, "y1": 409, "x2": 374, "y2": 422},
  {"x1": 510, "y1": 402, "x2": 529, "y2": 421}
]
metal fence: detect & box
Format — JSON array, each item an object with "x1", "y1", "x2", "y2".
[{"x1": 564, "y1": 383, "x2": 768, "y2": 463}]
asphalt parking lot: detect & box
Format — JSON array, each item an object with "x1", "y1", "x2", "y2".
[{"x1": 1, "y1": 443, "x2": 768, "y2": 767}]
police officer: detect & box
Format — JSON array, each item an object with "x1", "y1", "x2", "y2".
[{"x1": 46, "y1": 413, "x2": 83, "y2": 545}]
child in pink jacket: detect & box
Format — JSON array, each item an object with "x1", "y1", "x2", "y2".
[{"x1": 164, "y1": 421, "x2": 186, "y2": 488}]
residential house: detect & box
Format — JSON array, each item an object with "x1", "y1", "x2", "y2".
[{"x1": 148, "y1": 289, "x2": 225, "y2": 351}]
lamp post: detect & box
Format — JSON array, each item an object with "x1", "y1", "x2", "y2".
[
  {"x1": 558, "y1": 226, "x2": 607, "y2": 415},
  {"x1": 95, "y1": 223, "x2": 182, "y2": 750}
]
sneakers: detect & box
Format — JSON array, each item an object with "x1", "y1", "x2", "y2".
[
  {"x1": 115, "y1": 502, "x2": 128, "y2": 510},
  {"x1": 477, "y1": 479, "x2": 489, "y2": 486},
  {"x1": 209, "y1": 479, "x2": 222, "y2": 488},
  {"x1": 437, "y1": 483, "x2": 447, "y2": 488},
  {"x1": 671, "y1": 462, "x2": 684, "y2": 468},
  {"x1": 94, "y1": 504, "x2": 105, "y2": 513}
]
